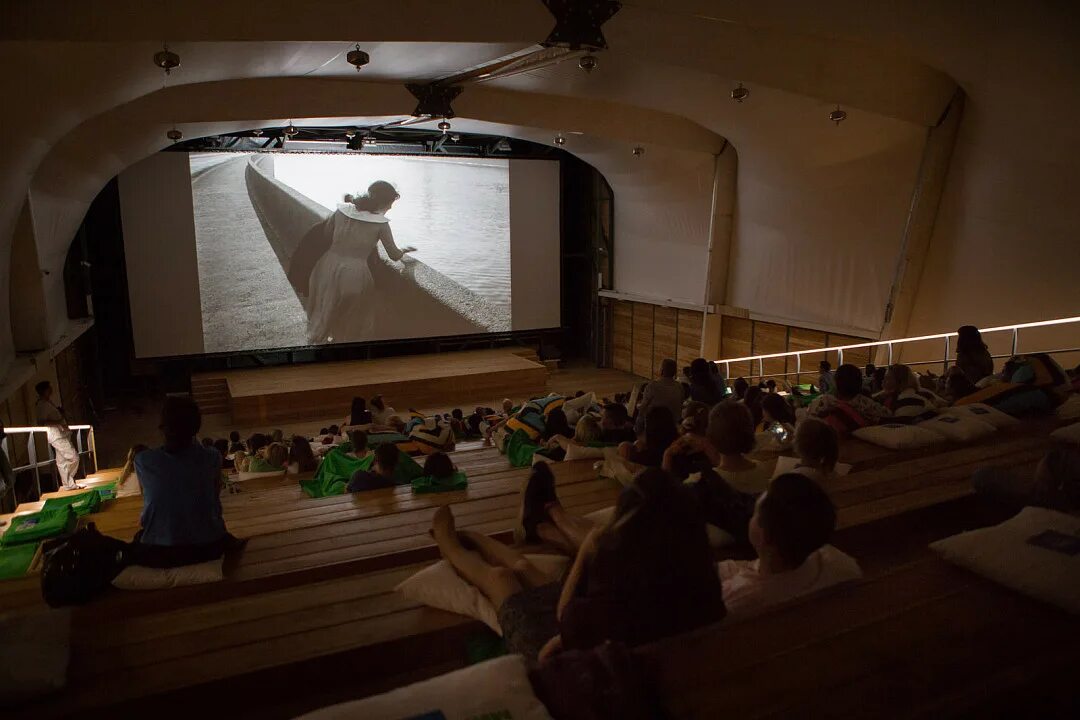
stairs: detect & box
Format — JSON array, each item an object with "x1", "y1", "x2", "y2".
[{"x1": 191, "y1": 376, "x2": 231, "y2": 415}]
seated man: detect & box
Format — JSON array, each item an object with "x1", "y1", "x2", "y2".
[
  {"x1": 807, "y1": 363, "x2": 890, "y2": 433},
  {"x1": 600, "y1": 402, "x2": 637, "y2": 444},
  {"x1": 717, "y1": 472, "x2": 860, "y2": 620},
  {"x1": 347, "y1": 442, "x2": 401, "y2": 492},
  {"x1": 130, "y1": 396, "x2": 238, "y2": 568}
]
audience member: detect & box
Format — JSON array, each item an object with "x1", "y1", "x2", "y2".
[
  {"x1": 248, "y1": 442, "x2": 288, "y2": 472},
  {"x1": 718, "y1": 473, "x2": 856, "y2": 620},
  {"x1": 201, "y1": 437, "x2": 214, "y2": 448},
  {"x1": 130, "y1": 396, "x2": 236, "y2": 568},
  {"x1": 955, "y1": 325, "x2": 995, "y2": 384},
  {"x1": 35, "y1": 380, "x2": 82, "y2": 491},
  {"x1": 247, "y1": 433, "x2": 270, "y2": 457},
  {"x1": 818, "y1": 361, "x2": 836, "y2": 396},
  {"x1": 635, "y1": 358, "x2": 686, "y2": 433},
  {"x1": 270, "y1": 429, "x2": 285, "y2": 444},
  {"x1": 369, "y1": 395, "x2": 396, "y2": 425},
  {"x1": 431, "y1": 467, "x2": 724, "y2": 662},
  {"x1": 782, "y1": 419, "x2": 840, "y2": 482},
  {"x1": 600, "y1": 403, "x2": 637, "y2": 444},
  {"x1": 212, "y1": 438, "x2": 233, "y2": 470},
  {"x1": 541, "y1": 408, "x2": 573, "y2": 443},
  {"x1": 546, "y1": 415, "x2": 606, "y2": 461},
  {"x1": 708, "y1": 360, "x2": 728, "y2": 397},
  {"x1": 732, "y1": 376, "x2": 749, "y2": 401},
  {"x1": 228, "y1": 430, "x2": 243, "y2": 454},
  {"x1": 863, "y1": 364, "x2": 877, "y2": 393},
  {"x1": 619, "y1": 406, "x2": 679, "y2": 468},
  {"x1": 347, "y1": 397, "x2": 373, "y2": 427},
  {"x1": 743, "y1": 386, "x2": 765, "y2": 429},
  {"x1": 687, "y1": 358, "x2": 724, "y2": 405},
  {"x1": 423, "y1": 451, "x2": 456, "y2": 480},
  {"x1": 347, "y1": 442, "x2": 400, "y2": 492},
  {"x1": 875, "y1": 364, "x2": 945, "y2": 422},
  {"x1": 765, "y1": 379, "x2": 777, "y2": 394},
  {"x1": 807, "y1": 363, "x2": 890, "y2": 433},
  {"x1": 345, "y1": 429, "x2": 371, "y2": 459},
  {"x1": 943, "y1": 366, "x2": 979, "y2": 403},
  {"x1": 289, "y1": 435, "x2": 318, "y2": 473}
]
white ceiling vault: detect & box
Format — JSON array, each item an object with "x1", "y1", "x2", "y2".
[{"x1": 2, "y1": 0, "x2": 1079, "y2": 382}]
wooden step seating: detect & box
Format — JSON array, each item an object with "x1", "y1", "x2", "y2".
[
  {"x1": 190, "y1": 376, "x2": 230, "y2": 415},
  {"x1": 7, "y1": 418, "x2": 1067, "y2": 718},
  {"x1": 641, "y1": 556, "x2": 1080, "y2": 718}
]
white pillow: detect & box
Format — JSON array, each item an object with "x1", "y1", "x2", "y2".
[
  {"x1": 930, "y1": 506, "x2": 1080, "y2": 614},
  {"x1": 943, "y1": 402, "x2": 1020, "y2": 428},
  {"x1": 1050, "y1": 422, "x2": 1080, "y2": 445},
  {"x1": 917, "y1": 413, "x2": 997, "y2": 442},
  {"x1": 295, "y1": 654, "x2": 553, "y2": 720},
  {"x1": 1057, "y1": 394, "x2": 1080, "y2": 421},
  {"x1": 112, "y1": 558, "x2": 224, "y2": 590},
  {"x1": 396, "y1": 555, "x2": 570, "y2": 635},
  {"x1": 597, "y1": 447, "x2": 638, "y2": 486},
  {"x1": 852, "y1": 423, "x2": 944, "y2": 449},
  {"x1": 562, "y1": 391, "x2": 596, "y2": 425}
]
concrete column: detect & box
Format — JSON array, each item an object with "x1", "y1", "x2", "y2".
[{"x1": 701, "y1": 143, "x2": 738, "y2": 357}]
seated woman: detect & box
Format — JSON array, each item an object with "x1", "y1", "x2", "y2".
[
  {"x1": 431, "y1": 467, "x2": 725, "y2": 663},
  {"x1": 618, "y1": 406, "x2": 678, "y2": 468},
  {"x1": 808, "y1": 363, "x2": 890, "y2": 433},
  {"x1": 369, "y1": 394, "x2": 396, "y2": 426},
  {"x1": 344, "y1": 429, "x2": 372, "y2": 460},
  {"x1": 757, "y1": 393, "x2": 797, "y2": 450},
  {"x1": 288, "y1": 435, "x2": 318, "y2": 474},
  {"x1": 116, "y1": 444, "x2": 149, "y2": 497},
  {"x1": 232, "y1": 450, "x2": 250, "y2": 473},
  {"x1": 943, "y1": 366, "x2": 979, "y2": 403},
  {"x1": 423, "y1": 451, "x2": 457, "y2": 481},
  {"x1": 541, "y1": 408, "x2": 573, "y2": 444},
  {"x1": 545, "y1": 415, "x2": 605, "y2": 461},
  {"x1": 247, "y1": 442, "x2": 288, "y2": 473},
  {"x1": 213, "y1": 438, "x2": 233, "y2": 470},
  {"x1": 873, "y1": 363, "x2": 945, "y2": 423},
  {"x1": 955, "y1": 325, "x2": 995, "y2": 385},
  {"x1": 347, "y1": 442, "x2": 401, "y2": 492},
  {"x1": 772, "y1": 419, "x2": 839, "y2": 483},
  {"x1": 687, "y1": 358, "x2": 724, "y2": 406},
  {"x1": 129, "y1": 396, "x2": 239, "y2": 568}
]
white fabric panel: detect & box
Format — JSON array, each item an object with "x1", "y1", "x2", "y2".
[{"x1": 509, "y1": 159, "x2": 561, "y2": 329}]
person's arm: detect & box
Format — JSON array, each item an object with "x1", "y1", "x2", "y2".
[
  {"x1": 662, "y1": 432, "x2": 720, "y2": 473},
  {"x1": 557, "y1": 527, "x2": 599, "y2": 619},
  {"x1": 378, "y1": 224, "x2": 415, "y2": 261}
]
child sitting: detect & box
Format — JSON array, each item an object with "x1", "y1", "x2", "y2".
[
  {"x1": 546, "y1": 415, "x2": 605, "y2": 461},
  {"x1": 718, "y1": 472, "x2": 860, "y2": 620},
  {"x1": 347, "y1": 442, "x2": 400, "y2": 492},
  {"x1": 772, "y1": 419, "x2": 839, "y2": 483},
  {"x1": 424, "y1": 452, "x2": 456, "y2": 480},
  {"x1": 344, "y1": 429, "x2": 372, "y2": 460},
  {"x1": 248, "y1": 442, "x2": 288, "y2": 473}
]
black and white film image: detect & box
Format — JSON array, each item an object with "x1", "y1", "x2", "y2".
[{"x1": 190, "y1": 152, "x2": 511, "y2": 353}]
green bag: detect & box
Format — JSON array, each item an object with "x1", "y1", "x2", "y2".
[
  {"x1": 41, "y1": 482, "x2": 118, "y2": 516},
  {"x1": 0, "y1": 541, "x2": 40, "y2": 580},
  {"x1": 411, "y1": 471, "x2": 468, "y2": 494},
  {"x1": 506, "y1": 429, "x2": 540, "y2": 468},
  {"x1": 1, "y1": 507, "x2": 77, "y2": 547},
  {"x1": 303, "y1": 447, "x2": 424, "y2": 498}
]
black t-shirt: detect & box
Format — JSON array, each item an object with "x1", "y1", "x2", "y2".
[{"x1": 347, "y1": 469, "x2": 395, "y2": 492}]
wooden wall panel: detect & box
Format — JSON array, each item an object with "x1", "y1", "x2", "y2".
[
  {"x1": 720, "y1": 316, "x2": 753, "y2": 379},
  {"x1": 676, "y1": 309, "x2": 703, "y2": 370},
  {"x1": 612, "y1": 300, "x2": 633, "y2": 373},
  {"x1": 653, "y1": 306, "x2": 679, "y2": 375},
  {"x1": 788, "y1": 327, "x2": 828, "y2": 385},
  {"x1": 827, "y1": 333, "x2": 875, "y2": 371},
  {"x1": 631, "y1": 303, "x2": 655, "y2": 379},
  {"x1": 752, "y1": 321, "x2": 788, "y2": 382}
]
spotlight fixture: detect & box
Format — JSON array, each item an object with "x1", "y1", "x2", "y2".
[
  {"x1": 829, "y1": 105, "x2": 847, "y2": 125},
  {"x1": 346, "y1": 44, "x2": 370, "y2": 71},
  {"x1": 284, "y1": 122, "x2": 299, "y2": 137},
  {"x1": 632, "y1": 146, "x2": 645, "y2": 158},
  {"x1": 361, "y1": 135, "x2": 376, "y2": 146},
  {"x1": 166, "y1": 127, "x2": 183, "y2": 142},
  {"x1": 344, "y1": 129, "x2": 357, "y2": 139},
  {"x1": 251, "y1": 128, "x2": 264, "y2": 137},
  {"x1": 450, "y1": 134, "x2": 461, "y2": 142},
  {"x1": 578, "y1": 54, "x2": 598, "y2": 73},
  {"x1": 541, "y1": 0, "x2": 621, "y2": 51},
  {"x1": 153, "y1": 44, "x2": 180, "y2": 74},
  {"x1": 438, "y1": 119, "x2": 452, "y2": 133},
  {"x1": 731, "y1": 83, "x2": 749, "y2": 103},
  {"x1": 554, "y1": 134, "x2": 566, "y2": 147}
]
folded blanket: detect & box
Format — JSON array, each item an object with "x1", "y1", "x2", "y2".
[
  {"x1": 1, "y1": 507, "x2": 77, "y2": 547},
  {"x1": 412, "y1": 471, "x2": 469, "y2": 494}
]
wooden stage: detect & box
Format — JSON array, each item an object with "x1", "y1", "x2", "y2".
[{"x1": 196, "y1": 349, "x2": 550, "y2": 425}]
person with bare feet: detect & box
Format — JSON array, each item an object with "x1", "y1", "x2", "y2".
[{"x1": 430, "y1": 467, "x2": 725, "y2": 663}]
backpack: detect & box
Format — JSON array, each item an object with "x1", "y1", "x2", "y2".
[{"x1": 40, "y1": 523, "x2": 130, "y2": 607}]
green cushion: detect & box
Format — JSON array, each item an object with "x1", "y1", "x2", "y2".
[
  {"x1": 411, "y1": 471, "x2": 468, "y2": 494},
  {"x1": 505, "y1": 429, "x2": 540, "y2": 468},
  {"x1": 303, "y1": 447, "x2": 423, "y2": 498},
  {"x1": 40, "y1": 482, "x2": 118, "y2": 516},
  {"x1": 1, "y1": 507, "x2": 77, "y2": 547},
  {"x1": 0, "y1": 541, "x2": 40, "y2": 580}
]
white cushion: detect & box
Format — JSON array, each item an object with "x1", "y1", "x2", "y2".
[
  {"x1": 112, "y1": 558, "x2": 225, "y2": 590},
  {"x1": 562, "y1": 392, "x2": 596, "y2": 425},
  {"x1": 396, "y1": 554, "x2": 569, "y2": 635},
  {"x1": 296, "y1": 654, "x2": 553, "y2": 720},
  {"x1": 1050, "y1": 422, "x2": 1080, "y2": 445},
  {"x1": 236, "y1": 469, "x2": 287, "y2": 482},
  {"x1": 852, "y1": 423, "x2": 944, "y2": 449},
  {"x1": 943, "y1": 402, "x2": 1020, "y2": 428},
  {"x1": 1057, "y1": 394, "x2": 1080, "y2": 421},
  {"x1": 597, "y1": 447, "x2": 638, "y2": 486},
  {"x1": 917, "y1": 413, "x2": 997, "y2": 442},
  {"x1": 930, "y1": 506, "x2": 1080, "y2": 614}
]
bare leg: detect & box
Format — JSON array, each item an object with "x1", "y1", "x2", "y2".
[
  {"x1": 458, "y1": 530, "x2": 552, "y2": 588},
  {"x1": 432, "y1": 506, "x2": 521, "y2": 609},
  {"x1": 536, "y1": 522, "x2": 576, "y2": 555},
  {"x1": 548, "y1": 503, "x2": 601, "y2": 551}
]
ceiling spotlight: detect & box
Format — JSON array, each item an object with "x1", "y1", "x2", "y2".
[
  {"x1": 346, "y1": 44, "x2": 370, "y2": 71},
  {"x1": 450, "y1": 134, "x2": 461, "y2": 142},
  {"x1": 166, "y1": 128, "x2": 183, "y2": 142},
  {"x1": 438, "y1": 120, "x2": 451, "y2": 133},
  {"x1": 578, "y1": 54, "x2": 598, "y2": 73},
  {"x1": 632, "y1": 146, "x2": 645, "y2": 158},
  {"x1": 251, "y1": 128, "x2": 264, "y2": 137},
  {"x1": 554, "y1": 134, "x2": 566, "y2": 147},
  {"x1": 344, "y1": 129, "x2": 357, "y2": 139},
  {"x1": 361, "y1": 135, "x2": 376, "y2": 146},
  {"x1": 829, "y1": 105, "x2": 847, "y2": 125},
  {"x1": 284, "y1": 122, "x2": 299, "y2": 137},
  {"x1": 731, "y1": 83, "x2": 750, "y2": 103},
  {"x1": 153, "y1": 44, "x2": 180, "y2": 74}
]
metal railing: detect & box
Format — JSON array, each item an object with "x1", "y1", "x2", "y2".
[
  {"x1": 715, "y1": 316, "x2": 1080, "y2": 383},
  {"x1": 1, "y1": 425, "x2": 98, "y2": 506}
]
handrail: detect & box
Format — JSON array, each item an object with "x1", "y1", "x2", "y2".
[
  {"x1": 1, "y1": 424, "x2": 98, "y2": 506},
  {"x1": 715, "y1": 315, "x2": 1080, "y2": 381}
]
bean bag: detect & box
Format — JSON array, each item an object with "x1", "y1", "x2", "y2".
[
  {"x1": 917, "y1": 414, "x2": 997, "y2": 442},
  {"x1": 411, "y1": 471, "x2": 469, "y2": 494},
  {"x1": 1, "y1": 507, "x2": 77, "y2": 547},
  {"x1": 0, "y1": 541, "x2": 40, "y2": 580},
  {"x1": 942, "y1": 402, "x2": 1020, "y2": 428},
  {"x1": 506, "y1": 429, "x2": 541, "y2": 468},
  {"x1": 852, "y1": 423, "x2": 944, "y2": 450},
  {"x1": 41, "y1": 490, "x2": 101, "y2": 517}
]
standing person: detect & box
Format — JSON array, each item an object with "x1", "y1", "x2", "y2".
[
  {"x1": 955, "y1": 325, "x2": 995, "y2": 384},
  {"x1": 687, "y1": 358, "x2": 723, "y2": 406},
  {"x1": 635, "y1": 358, "x2": 686, "y2": 433},
  {"x1": 131, "y1": 396, "x2": 237, "y2": 568},
  {"x1": 306, "y1": 182, "x2": 417, "y2": 344},
  {"x1": 34, "y1": 381, "x2": 82, "y2": 491},
  {"x1": 817, "y1": 361, "x2": 836, "y2": 396}
]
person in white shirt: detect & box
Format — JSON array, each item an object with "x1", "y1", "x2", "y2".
[
  {"x1": 34, "y1": 381, "x2": 83, "y2": 491},
  {"x1": 718, "y1": 472, "x2": 861, "y2": 620}
]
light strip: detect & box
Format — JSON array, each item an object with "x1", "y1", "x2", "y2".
[
  {"x1": 4, "y1": 425, "x2": 93, "y2": 433},
  {"x1": 715, "y1": 315, "x2": 1080, "y2": 365}
]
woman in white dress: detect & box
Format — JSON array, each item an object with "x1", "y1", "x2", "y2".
[{"x1": 307, "y1": 181, "x2": 415, "y2": 343}]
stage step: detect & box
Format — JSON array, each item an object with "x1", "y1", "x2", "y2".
[{"x1": 191, "y1": 377, "x2": 230, "y2": 416}]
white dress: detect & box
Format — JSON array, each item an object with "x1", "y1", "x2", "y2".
[{"x1": 306, "y1": 205, "x2": 405, "y2": 344}]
